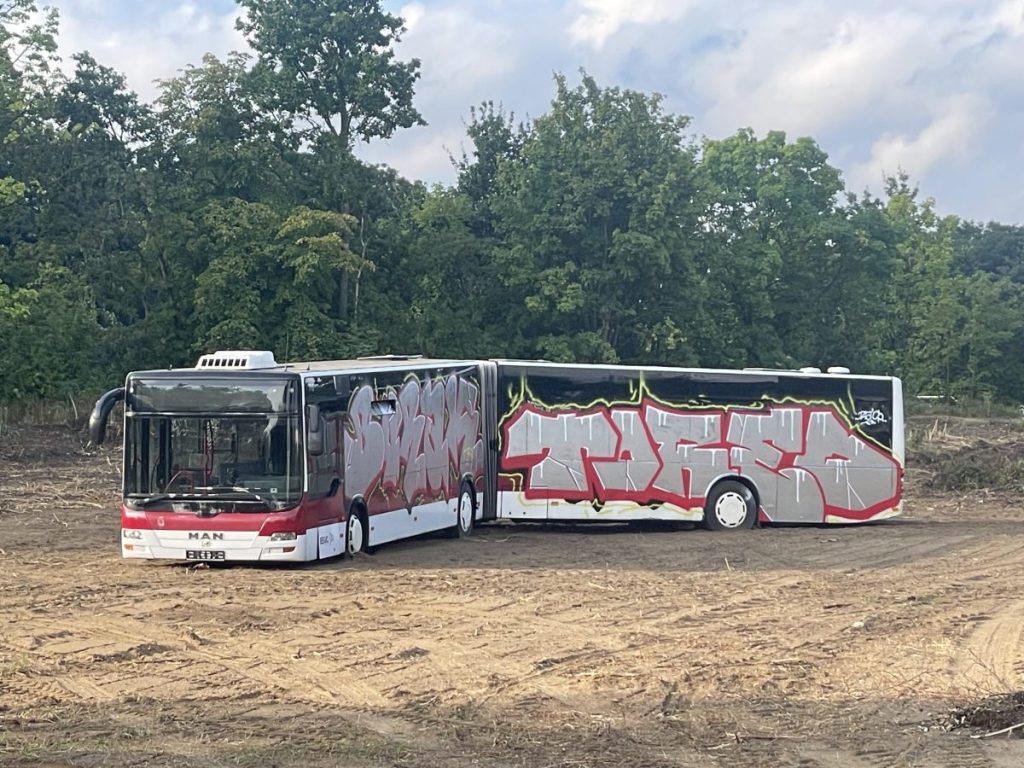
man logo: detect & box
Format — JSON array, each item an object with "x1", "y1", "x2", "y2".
[{"x1": 188, "y1": 532, "x2": 225, "y2": 541}]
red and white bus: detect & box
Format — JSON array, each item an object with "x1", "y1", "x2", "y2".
[
  {"x1": 90, "y1": 353, "x2": 903, "y2": 562},
  {"x1": 90, "y1": 351, "x2": 489, "y2": 562}
]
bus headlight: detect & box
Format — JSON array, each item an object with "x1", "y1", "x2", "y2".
[
  {"x1": 269, "y1": 532, "x2": 297, "y2": 541},
  {"x1": 122, "y1": 529, "x2": 143, "y2": 540}
]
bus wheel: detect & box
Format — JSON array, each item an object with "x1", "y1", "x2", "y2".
[
  {"x1": 456, "y1": 480, "x2": 475, "y2": 537},
  {"x1": 704, "y1": 480, "x2": 756, "y2": 531},
  {"x1": 346, "y1": 507, "x2": 367, "y2": 556}
]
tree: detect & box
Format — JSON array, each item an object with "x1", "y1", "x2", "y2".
[
  {"x1": 0, "y1": 266, "x2": 102, "y2": 400},
  {"x1": 278, "y1": 205, "x2": 367, "y2": 325},
  {"x1": 192, "y1": 198, "x2": 375, "y2": 361},
  {"x1": 153, "y1": 52, "x2": 300, "y2": 205},
  {"x1": 1, "y1": 0, "x2": 60, "y2": 287},
  {"x1": 489, "y1": 73, "x2": 700, "y2": 364},
  {"x1": 192, "y1": 198, "x2": 281, "y2": 353},
  {"x1": 956, "y1": 273, "x2": 1024, "y2": 400},
  {"x1": 880, "y1": 177, "x2": 967, "y2": 397},
  {"x1": 953, "y1": 221, "x2": 1024, "y2": 283},
  {"x1": 0, "y1": 0, "x2": 58, "y2": 96},
  {"x1": 692, "y1": 130, "x2": 890, "y2": 370},
  {"x1": 236, "y1": 0, "x2": 423, "y2": 152},
  {"x1": 388, "y1": 187, "x2": 512, "y2": 357},
  {"x1": 454, "y1": 102, "x2": 525, "y2": 217}
]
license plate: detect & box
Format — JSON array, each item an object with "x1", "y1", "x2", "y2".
[{"x1": 186, "y1": 550, "x2": 225, "y2": 561}]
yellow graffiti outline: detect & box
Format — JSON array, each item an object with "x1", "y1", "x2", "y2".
[{"x1": 498, "y1": 373, "x2": 893, "y2": 454}]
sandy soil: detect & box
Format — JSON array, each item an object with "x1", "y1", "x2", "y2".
[{"x1": 2, "y1": 419, "x2": 1024, "y2": 767}]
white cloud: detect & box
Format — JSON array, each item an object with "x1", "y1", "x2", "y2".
[
  {"x1": 394, "y1": 2, "x2": 521, "y2": 100},
  {"x1": 363, "y1": 124, "x2": 468, "y2": 183},
  {"x1": 993, "y1": 0, "x2": 1024, "y2": 33},
  {"x1": 569, "y1": 0, "x2": 696, "y2": 48},
  {"x1": 399, "y1": 2, "x2": 427, "y2": 31},
  {"x1": 40, "y1": 0, "x2": 1024, "y2": 222},
  {"x1": 360, "y1": 0, "x2": 563, "y2": 182},
  {"x1": 54, "y1": 1, "x2": 246, "y2": 102},
  {"x1": 694, "y1": 6, "x2": 935, "y2": 139},
  {"x1": 850, "y1": 95, "x2": 988, "y2": 193},
  {"x1": 573, "y1": 0, "x2": 1024, "y2": 220}
]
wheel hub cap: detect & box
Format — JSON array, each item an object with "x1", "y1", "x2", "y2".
[
  {"x1": 348, "y1": 517, "x2": 363, "y2": 554},
  {"x1": 715, "y1": 492, "x2": 748, "y2": 528}
]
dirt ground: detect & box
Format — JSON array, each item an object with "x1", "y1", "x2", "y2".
[{"x1": 3, "y1": 418, "x2": 1024, "y2": 767}]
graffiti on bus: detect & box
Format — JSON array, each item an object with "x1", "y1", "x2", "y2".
[
  {"x1": 345, "y1": 375, "x2": 484, "y2": 509},
  {"x1": 500, "y1": 400, "x2": 900, "y2": 521}
]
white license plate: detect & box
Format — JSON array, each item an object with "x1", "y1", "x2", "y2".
[{"x1": 185, "y1": 550, "x2": 225, "y2": 561}]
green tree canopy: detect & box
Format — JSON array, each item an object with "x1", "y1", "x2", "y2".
[
  {"x1": 236, "y1": 0, "x2": 423, "y2": 150},
  {"x1": 488, "y1": 73, "x2": 700, "y2": 364}
]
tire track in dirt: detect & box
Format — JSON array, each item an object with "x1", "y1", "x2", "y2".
[
  {"x1": 2, "y1": 605, "x2": 462, "y2": 754},
  {"x1": 79, "y1": 613, "x2": 392, "y2": 708},
  {"x1": 953, "y1": 599, "x2": 1024, "y2": 696},
  {"x1": 851, "y1": 738, "x2": 994, "y2": 768}
]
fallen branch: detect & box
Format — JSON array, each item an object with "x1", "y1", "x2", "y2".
[
  {"x1": 732, "y1": 732, "x2": 805, "y2": 742},
  {"x1": 970, "y1": 720, "x2": 1024, "y2": 739}
]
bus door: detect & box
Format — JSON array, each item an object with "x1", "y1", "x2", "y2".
[{"x1": 304, "y1": 375, "x2": 347, "y2": 558}]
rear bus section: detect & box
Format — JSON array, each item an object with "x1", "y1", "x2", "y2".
[{"x1": 492, "y1": 362, "x2": 904, "y2": 528}]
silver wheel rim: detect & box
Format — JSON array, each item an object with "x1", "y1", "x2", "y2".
[
  {"x1": 715, "y1": 491, "x2": 749, "y2": 528},
  {"x1": 347, "y1": 515, "x2": 364, "y2": 555},
  {"x1": 459, "y1": 490, "x2": 473, "y2": 533}
]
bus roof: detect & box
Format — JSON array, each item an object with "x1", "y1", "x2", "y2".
[
  {"x1": 129, "y1": 352, "x2": 898, "y2": 383},
  {"x1": 491, "y1": 359, "x2": 900, "y2": 382},
  {"x1": 130, "y1": 355, "x2": 478, "y2": 378}
]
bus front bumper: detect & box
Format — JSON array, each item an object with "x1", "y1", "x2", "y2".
[{"x1": 120, "y1": 528, "x2": 313, "y2": 562}]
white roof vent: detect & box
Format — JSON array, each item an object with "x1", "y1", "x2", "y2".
[
  {"x1": 799, "y1": 366, "x2": 822, "y2": 374},
  {"x1": 195, "y1": 350, "x2": 278, "y2": 371},
  {"x1": 826, "y1": 366, "x2": 851, "y2": 374}
]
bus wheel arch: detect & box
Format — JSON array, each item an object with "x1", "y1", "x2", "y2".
[
  {"x1": 346, "y1": 500, "x2": 369, "y2": 555},
  {"x1": 703, "y1": 477, "x2": 758, "y2": 531}
]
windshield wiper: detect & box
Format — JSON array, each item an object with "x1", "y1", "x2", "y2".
[
  {"x1": 128, "y1": 487, "x2": 270, "y2": 507},
  {"x1": 192, "y1": 486, "x2": 269, "y2": 504},
  {"x1": 127, "y1": 493, "x2": 182, "y2": 508}
]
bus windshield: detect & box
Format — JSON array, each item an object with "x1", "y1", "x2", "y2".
[{"x1": 123, "y1": 376, "x2": 302, "y2": 510}]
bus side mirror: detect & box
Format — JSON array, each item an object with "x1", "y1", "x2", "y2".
[
  {"x1": 89, "y1": 388, "x2": 125, "y2": 445},
  {"x1": 306, "y1": 404, "x2": 323, "y2": 456}
]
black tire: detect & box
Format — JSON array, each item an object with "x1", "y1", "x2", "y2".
[
  {"x1": 455, "y1": 480, "x2": 475, "y2": 538},
  {"x1": 703, "y1": 480, "x2": 757, "y2": 531},
  {"x1": 345, "y1": 505, "x2": 368, "y2": 556}
]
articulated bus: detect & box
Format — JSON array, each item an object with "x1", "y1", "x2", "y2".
[{"x1": 90, "y1": 353, "x2": 903, "y2": 562}]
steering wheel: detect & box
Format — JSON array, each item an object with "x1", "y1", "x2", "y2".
[{"x1": 165, "y1": 470, "x2": 196, "y2": 493}]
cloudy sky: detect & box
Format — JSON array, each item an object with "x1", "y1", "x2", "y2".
[{"x1": 48, "y1": 0, "x2": 1024, "y2": 223}]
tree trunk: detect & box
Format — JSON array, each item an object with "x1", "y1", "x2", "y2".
[{"x1": 339, "y1": 270, "x2": 349, "y2": 322}]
